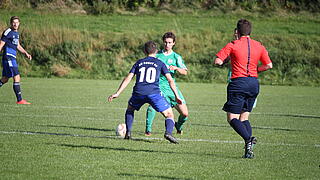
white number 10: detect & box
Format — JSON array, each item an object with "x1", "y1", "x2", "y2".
[{"x1": 139, "y1": 67, "x2": 156, "y2": 83}]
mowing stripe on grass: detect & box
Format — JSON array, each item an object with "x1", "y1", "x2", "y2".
[{"x1": 1, "y1": 130, "x2": 319, "y2": 148}]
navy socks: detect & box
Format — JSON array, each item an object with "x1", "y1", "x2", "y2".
[
  {"x1": 13, "y1": 82, "x2": 22, "y2": 102},
  {"x1": 229, "y1": 118, "x2": 250, "y2": 141},
  {"x1": 242, "y1": 120, "x2": 252, "y2": 137},
  {"x1": 125, "y1": 110, "x2": 134, "y2": 132},
  {"x1": 165, "y1": 118, "x2": 175, "y2": 134}
]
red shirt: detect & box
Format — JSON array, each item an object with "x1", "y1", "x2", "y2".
[{"x1": 216, "y1": 36, "x2": 272, "y2": 79}]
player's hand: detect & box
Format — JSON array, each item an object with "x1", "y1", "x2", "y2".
[
  {"x1": 108, "y1": 93, "x2": 119, "y2": 102},
  {"x1": 169, "y1": 65, "x2": 178, "y2": 71},
  {"x1": 25, "y1": 52, "x2": 32, "y2": 60}
]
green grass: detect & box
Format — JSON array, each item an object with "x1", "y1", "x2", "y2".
[
  {"x1": 0, "y1": 78, "x2": 319, "y2": 179},
  {"x1": 0, "y1": 10, "x2": 319, "y2": 85}
]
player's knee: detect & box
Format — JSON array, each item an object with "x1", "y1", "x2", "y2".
[
  {"x1": 1, "y1": 78, "x2": 8, "y2": 83},
  {"x1": 181, "y1": 111, "x2": 188, "y2": 118},
  {"x1": 163, "y1": 109, "x2": 174, "y2": 119}
]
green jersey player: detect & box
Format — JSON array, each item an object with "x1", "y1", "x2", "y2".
[{"x1": 145, "y1": 32, "x2": 189, "y2": 136}]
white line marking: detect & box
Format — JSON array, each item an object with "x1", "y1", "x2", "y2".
[{"x1": 1, "y1": 130, "x2": 318, "y2": 148}]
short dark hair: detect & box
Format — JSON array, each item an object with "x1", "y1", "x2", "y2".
[
  {"x1": 237, "y1": 19, "x2": 251, "y2": 36},
  {"x1": 144, "y1": 41, "x2": 158, "y2": 55},
  {"x1": 10, "y1": 16, "x2": 20, "y2": 23},
  {"x1": 162, "y1": 32, "x2": 176, "y2": 42}
]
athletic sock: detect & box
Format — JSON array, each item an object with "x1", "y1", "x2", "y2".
[
  {"x1": 242, "y1": 120, "x2": 252, "y2": 137},
  {"x1": 165, "y1": 118, "x2": 175, "y2": 134},
  {"x1": 13, "y1": 82, "x2": 22, "y2": 102},
  {"x1": 145, "y1": 106, "x2": 156, "y2": 132},
  {"x1": 176, "y1": 115, "x2": 188, "y2": 131},
  {"x1": 125, "y1": 110, "x2": 134, "y2": 132},
  {"x1": 229, "y1": 118, "x2": 250, "y2": 141},
  {"x1": 0, "y1": 80, "x2": 3, "y2": 87}
]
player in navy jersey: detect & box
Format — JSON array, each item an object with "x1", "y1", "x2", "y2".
[
  {"x1": 0, "y1": 16, "x2": 32, "y2": 104},
  {"x1": 108, "y1": 41, "x2": 182, "y2": 143}
]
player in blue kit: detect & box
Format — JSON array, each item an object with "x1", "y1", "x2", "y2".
[
  {"x1": 0, "y1": 16, "x2": 32, "y2": 104},
  {"x1": 108, "y1": 41, "x2": 182, "y2": 143}
]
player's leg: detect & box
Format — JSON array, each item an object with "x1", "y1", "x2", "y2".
[
  {"x1": 145, "y1": 105, "x2": 156, "y2": 135},
  {"x1": 124, "y1": 104, "x2": 135, "y2": 139},
  {"x1": 0, "y1": 76, "x2": 9, "y2": 87},
  {"x1": 174, "y1": 103, "x2": 188, "y2": 134},
  {"x1": 227, "y1": 112, "x2": 250, "y2": 142},
  {"x1": 239, "y1": 112, "x2": 252, "y2": 137},
  {"x1": 148, "y1": 93, "x2": 178, "y2": 143},
  {"x1": 12, "y1": 74, "x2": 22, "y2": 102},
  {"x1": 125, "y1": 95, "x2": 145, "y2": 139},
  {"x1": 8, "y1": 58, "x2": 31, "y2": 104},
  {"x1": 160, "y1": 108, "x2": 178, "y2": 144}
]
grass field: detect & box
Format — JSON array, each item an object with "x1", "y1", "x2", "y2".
[{"x1": 0, "y1": 78, "x2": 319, "y2": 179}]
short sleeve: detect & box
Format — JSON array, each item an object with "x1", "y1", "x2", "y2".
[
  {"x1": 1, "y1": 29, "x2": 11, "y2": 42},
  {"x1": 129, "y1": 62, "x2": 138, "y2": 74},
  {"x1": 260, "y1": 46, "x2": 272, "y2": 65},
  {"x1": 176, "y1": 54, "x2": 187, "y2": 69},
  {"x1": 216, "y1": 42, "x2": 233, "y2": 61}
]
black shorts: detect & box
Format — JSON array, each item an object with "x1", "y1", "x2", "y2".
[{"x1": 223, "y1": 77, "x2": 259, "y2": 114}]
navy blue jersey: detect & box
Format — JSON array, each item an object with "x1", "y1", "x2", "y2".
[
  {"x1": 1, "y1": 28, "x2": 19, "y2": 59},
  {"x1": 130, "y1": 56, "x2": 169, "y2": 96}
]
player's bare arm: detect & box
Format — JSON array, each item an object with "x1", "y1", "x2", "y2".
[
  {"x1": 108, "y1": 73, "x2": 134, "y2": 102},
  {"x1": 165, "y1": 73, "x2": 182, "y2": 104},
  {"x1": 0, "y1": 40, "x2": 5, "y2": 52},
  {"x1": 17, "y1": 41, "x2": 32, "y2": 60},
  {"x1": 169, "y1": 65, "x2": 188, "y2": 75},
  {"x1": 258, "y1": 63, "x2": 273, "y2": 72}
]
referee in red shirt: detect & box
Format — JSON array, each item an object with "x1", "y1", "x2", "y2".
[{"x1": 215, "y1": 19, "x2": 273, "y2": 158}]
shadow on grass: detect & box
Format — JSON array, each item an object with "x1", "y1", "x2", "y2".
[
  {"x1": 118, "y1": 173, "x2": 192, "y2": 180},
  {"x1": 17, "y1": 130, "x2": 154, "y2": 143},
  {"x1": 53, "y1": 143, "x2": 237, "y2": 159},
  {"x1": 42, "y1": 124, "x2": 114, "y2": 132},
  {"x1": 192, "y1": 123, "x2": 302, "y2": 132}
]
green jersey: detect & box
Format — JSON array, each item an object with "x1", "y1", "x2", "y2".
[
  {"x1": 156, "y1": 50, "x2": 187, "y2": 106},
  {"x1": 156, "y1": 50, "x2": 187, "y2": 90}
]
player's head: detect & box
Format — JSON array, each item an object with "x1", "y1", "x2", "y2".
[
  {"x1": 162, "y1": 32, "x2": 176, "y2": 51},
  {"x1": 144, "y1": 41, "x2": 158, "y2": 55},
  {"x1": 10, "y1": 16, "x2": 20, "y2": 31},
  {"x1": 236, "y1": 19, "x2": 251, "y2": 36}
]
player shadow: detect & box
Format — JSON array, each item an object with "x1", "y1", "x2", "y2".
[
  {"x1": 53, "y1": 143, "x2": 237, "y2": 159},
  {"x1": 266, "y1": 113, "x2": 320, "y2": 119},
  {"x1": 19, "y1": 129, "x2": 153, "y2": 143},
  {"x1": 42, "y1": 124, "x2": 114, "y2": 132},
  {"x1": 118, "y1": 173, "x2": 192, "y2": 180},
  {"x1": 192, "y1": 123, "x2": 301, "y2": 132}
]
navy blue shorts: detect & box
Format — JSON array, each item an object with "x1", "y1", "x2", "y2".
[
  {"x1": 128, "y1": 93, "x2": 170, "y2": 112},
  {"x1": 2, "y1": 56, "x2": 20, "y2": 78},
  {"x1": 223, "y1": 77, "x2": 259, "y2": 114}
]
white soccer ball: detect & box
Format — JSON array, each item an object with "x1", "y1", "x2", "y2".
[{"x1": 116, "y1": 123, "x2": 126, "y2": 137}]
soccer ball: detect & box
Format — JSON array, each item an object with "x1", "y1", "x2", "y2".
[{"x1": 116, "y1": 123, "x2": 126, "y2": 137}]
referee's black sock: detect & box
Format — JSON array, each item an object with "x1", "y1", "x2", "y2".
[
  {"x1": 229, "y1": 118, "x2": 250, "y2": 141},
  {"x1": 242, "y1": 120, "x2": 252, "y2": 137}
]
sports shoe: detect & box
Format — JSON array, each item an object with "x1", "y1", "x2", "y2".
[
  {"x1": 16, "y1": 99, "x2": 31, "y2": 105},
  {"x1": 124, "y1": 131, "x2": 131, "y2": 140},
  {"x1": 145, "y1": 131, "x2": 152, "y2": 136},
  {"x1": 243, "y1": 137, "x2": 257, "y2": 159},
  {"x1": 164, "y1": 132, "x2": 179, "y2": 144}
]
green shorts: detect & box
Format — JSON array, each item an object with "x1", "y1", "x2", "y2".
[{"x1": 160, "y1": 86, "x2": 186, "y2": 107}]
